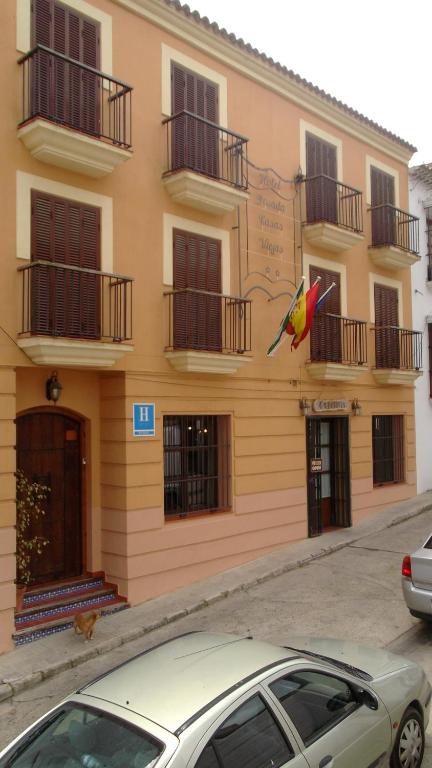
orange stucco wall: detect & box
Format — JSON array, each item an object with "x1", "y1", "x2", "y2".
[{"x1": 0, "y1": 0, "x2": 417, "y2": 651}]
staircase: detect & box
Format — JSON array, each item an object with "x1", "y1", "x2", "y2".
[{"x1": 14, "y1": 574, "x2": 129, "y2": 646}]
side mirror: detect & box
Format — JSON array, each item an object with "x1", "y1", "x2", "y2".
[{"x1": 356, "y1": 687, "x2": 378, "y2": 710}]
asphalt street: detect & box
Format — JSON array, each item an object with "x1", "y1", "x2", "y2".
[{"x1": 1, "y1": 508, "x2": 431, "y2": 765}]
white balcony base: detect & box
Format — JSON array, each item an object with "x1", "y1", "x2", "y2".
[
  {"x1": 165, "y1": 349, "x2": 252, "y2": 374},
  {"x1": 305, "y1": 361, "x2": 367, "y2": 382},
  {"x1": 303, "y1": 222, "x2": 364, "y2": 253},
  {"x1": 162, "y1": 170, "x2": 249, "y2": 215},
  {"x1": 372, "y1": 368, "x2": 422, "y2": 386},
  {"x1": 18, "y1": 119, "x2": 132, "y2": 178},
  {"x1": 368, "y1": 245, "x2": 419, "y2": 270},
  {"x1": 18, "y1": 337, "x2": 133, "y2": 368}
]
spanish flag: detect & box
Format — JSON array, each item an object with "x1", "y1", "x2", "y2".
[
  {"x1": 287, "y1": 279, "x2": 320, "y2": 349},
  {"x1": 266, "y1": 278, "x2": 305, "y2": 357}
]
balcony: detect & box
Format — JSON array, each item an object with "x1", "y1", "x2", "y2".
[
  {"x1": 162, "y1": 111, "x2": 249, "y2": 215},
  {"x1": 305, "y1": 313, "x2": 368, "y2": 382},
  {"x1": 18, "y1": 46, "x2": 133, "y2": 177},
  {"x1": 17, "y1": 261, "x2": 133, "y2": 367},
  {"x1": 164, "y1": 288, "x2": 252, "y2": 374},
  {"x1": 302, "y1": 176, "x2": 364, "y2": 252},
  {"x1": 372, "y1": 326, "x2": 422, "y2": 385},
  {"x1": 368, "y1": 205, "x2": 419, "y2": 270}
]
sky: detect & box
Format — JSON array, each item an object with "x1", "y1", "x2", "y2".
[{"x1": 184, "y1": 0, "x2": 431, "y2": 167}]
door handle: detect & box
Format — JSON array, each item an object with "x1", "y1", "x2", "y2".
[{"x1": 319, "y1": 757, "x2": 334, "y2": 768}]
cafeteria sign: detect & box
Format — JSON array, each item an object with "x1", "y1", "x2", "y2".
[{"x1": 313, "y1": 399, "x2": 349, "y2": 413}]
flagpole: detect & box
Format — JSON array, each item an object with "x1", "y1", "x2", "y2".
[
  {"x1": 315, "y1": 281, "x2": 336, "y2": 309},
  {"x1": 266, "y1": 276, "x2": 305, "y2": 357}
]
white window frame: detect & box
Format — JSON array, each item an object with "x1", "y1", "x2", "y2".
[
  {"x1": 161, "y1": 43, "x2": 227, "y2": 126},
  {"x1": 163, "y1": 213, "x2": 230, "y2": 295},
  {"x1": 365, "y1": 155, "x2": 400, "y2": 208},
  {"x1": 16, "y1": 0, "x2": 113, "y2": 74},
  {"x1": 303, "y1": 252, "x2": 347, "y2": 316},
  {"x1": 299, "y1": 119, "x2": 343, "y2": 181},
  {"x1": 16, "y1": 171, "x2": 113, "y2": 271}
]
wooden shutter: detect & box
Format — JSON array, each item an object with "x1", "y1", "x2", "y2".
[
  {"x1": 305, "y1": 133, "x2": 337, "y2": 224},
  {"x1": 309, "y1": 267, "x2": 341, "y2": 362},
  {"x1": 173, "y1": 229, "x2": 221, "y2": 351},
  {"x1": 32, "y1": 0, "x2": 100, "y2": 133},
  {"x1": 31, "y1": 191, "x2": 100, "y2": 338},
  {"x1": 171, "y1": 63, "x2": 219, "y2": 176},
  {"x1": 374, "y1": 283, "x2": 399, "y2": 368},
  {"x1": 370, "y1": 167, "x2": 395, "y2": 246}
]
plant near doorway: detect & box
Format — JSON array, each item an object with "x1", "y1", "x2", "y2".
[{"x1": 15, "y1": 470, "x2": 50, "y2": 586}]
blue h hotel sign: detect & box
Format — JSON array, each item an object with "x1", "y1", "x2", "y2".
[{"x1": 133, "y1": 403, "x2": 155, "y2": 437}]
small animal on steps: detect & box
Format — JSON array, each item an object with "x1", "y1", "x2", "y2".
[{"x1": 73, "y1": 610, "x2": 100, "y2": 641}]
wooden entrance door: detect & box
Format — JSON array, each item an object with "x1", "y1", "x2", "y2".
[
  {"x1": 16, "y1": 412, "x2": 83, "y2": 584},
  {"x1": 309, "y1": 266, "x2": 341, "y2": 363},
  {"x1": 173, "y1": 229, "x2": 222, "y2": 351},
  {"x1": 171, "y1": 63, "x2": 219, "y2": 177},
  {"x1": 306, "y1": 417, "x2": 351, "y2": 537},
  {"x1": 374, "y1": 283, "x2": 400, "y2": 368},
  {"x1": 305, "y1": 132, "x2": 337, "y2": 224}
]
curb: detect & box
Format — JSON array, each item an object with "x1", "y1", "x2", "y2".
[{"x1": 1, "y1": 497, "x2": 432, "y2": 704}]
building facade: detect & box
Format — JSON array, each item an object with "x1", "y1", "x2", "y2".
[
  {"x1": 0, "y1": 0, "x2": 422, "y2": 652},
  {"x1": 410, "y1": 164, "x2": 432, "y2": 493}
]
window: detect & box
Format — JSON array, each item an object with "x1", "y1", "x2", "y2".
[
  {"x1": 171, "y1": 63, "x2": 219, "y2": 178},
  {"x1": 269, "y1": 670, "x2": 358, "y2": 746},
  {"x1": 372, "y1": 415, "x2": 404, "y2": 485},
  {"x1": 31, "y1": 190, "x2": 100, "y2": 338},
  {"x1": 305, "y1": 132, "x2": 337, "y2": 225},
  {"x1": 32, "y1": 0, "x2": 101, "y2": 134},
  {"x1": 3, "y1": 702, "x2": 163, "y2": 767},
  {"x1": 370, "y1": 167, "x2": 396, "y2": 247},
  {"x1": 163, "y1": 415, "x2": 230, "y2": 518},
  {"x1": 195, "y1": 694, "x2": 293, "y2": 768},
  {"x1": 173, "y1": 229, "x2": 221, "y2": 352},
  {"x1": 426, "y1": 206, "x2": 432, "y2": 281}
]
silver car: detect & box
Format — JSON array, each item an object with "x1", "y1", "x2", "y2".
[
  {"x1": 0, "y1": 632, "x2": 430, "y2": 768},
  {"x1": 402, "y1": 534, "x2": 432, "y2": 621}
]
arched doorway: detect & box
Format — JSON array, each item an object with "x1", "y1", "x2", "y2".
[{"x1": 16, "y1": 411, "x2": 83, "y2": 584}]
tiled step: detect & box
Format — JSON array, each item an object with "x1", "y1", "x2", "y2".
[
  {"x1": 13, "y1": 601, "x2": 128, "y2": 647},
  {"x1": 14, "y1": 574, "x2": 129, "y2": 647}
]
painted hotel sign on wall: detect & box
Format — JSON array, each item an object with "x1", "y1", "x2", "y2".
[
  {"x1": 241, "y1": 163, "x2": 301, "y2": 285},
  {"x1": 133, "y1": 403, "x2": 155, "y2": 437}
]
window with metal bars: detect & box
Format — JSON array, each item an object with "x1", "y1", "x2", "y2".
[
  {"x1": 372, "y1": 415, "x2": 404, "y2": 486},
  {"x1": 163, "y1": 415, "x2": 230, "y2": 518}
]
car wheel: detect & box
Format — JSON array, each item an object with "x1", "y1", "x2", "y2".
[{"x1": 390, "y1": 706, "x2": 425, "y2": 768}]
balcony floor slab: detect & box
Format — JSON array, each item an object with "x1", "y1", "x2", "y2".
[
  {"x1": 165, "y1": 349, "x2": 253, "y2": 374},
  {"x1": 368, "y1": 245, "x2": 420, "y2": 270},
  {"x1": 18, "y1": 337, "x2": 134, "y2": 368},
  {"x1": 372, "y1": 368, "x2": 422, "y2": 386},
  {"x1": 18, "y1": 119, "x2": 132, "y2": 178},
  {"x1": 305, "y1": 361, "x2": 368, "y2": 382},
  {"x1": 303, "y1": 222, "x2": 364, "y2": 253},
  {"x1": 162, "y1": 170, "x2": 249, "y2": 215}
]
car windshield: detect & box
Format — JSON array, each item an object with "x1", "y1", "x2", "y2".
[
  {"x1": 0, "y1": 702, "x2": 164, "y2": 768},
  {"x1": 285, "y1": 647, "x2": 372, "y2": 682}
]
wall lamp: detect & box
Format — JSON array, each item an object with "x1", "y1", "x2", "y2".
[
  {"x1": 351, "y1": 398, "x2": 362, "y2": 416},
  {"x1": 46, "y1": 371, "x2": 62, "y2": 403},
  {"x1": 299, "y1": 398, "x2": 312, "y2": 416}
]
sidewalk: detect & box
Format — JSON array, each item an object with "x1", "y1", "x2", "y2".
[{"x1": 1, "y1": 491, "x2": 432, "y2": 704}]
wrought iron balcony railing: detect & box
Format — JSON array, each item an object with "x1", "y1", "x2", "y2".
[
  {"x1": 369, "y1": 204, "x2": 419, "y2": 255},
  {"x1": 18, "y1": 261, "x2": 133, "y2": 342},
  {"x1": 303, "y1": 175, "x2": 363, "y2": 233},
  {"x1": 164, "y1": 288, "x2": 251, "y2": 354},
  {"x1": 162, "y1": 111, "x2": 248, "y2": 190},
  {"x1": 310, "y1": 313, "x2": 368, "y2": 365},
  {"x1": 374, "y1": 326, "x2": 422, "y2": 370},
  {"x1": 18, "y1": 45, "x2": 133, "y2": 148}
]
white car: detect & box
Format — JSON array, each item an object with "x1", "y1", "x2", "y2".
[
  {"x1": 402, "y1": 534, "x2": 432, "y2": 621},
  {"x1": 0, "y1": 631, "x2": 430, "y2": 768}
]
